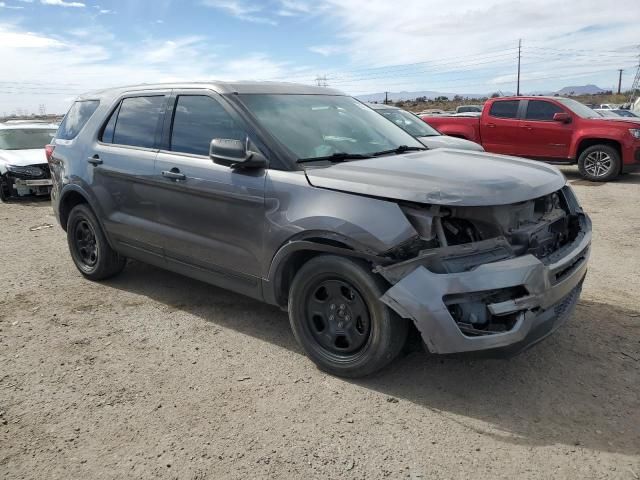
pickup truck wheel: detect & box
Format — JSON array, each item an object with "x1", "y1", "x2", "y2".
[
  {"x1": 288, "y1": 255, "x2": 408, "y2": 378},
  {"x1": 67, "y1": 204, "x2": 126, "y2": 280},
  {"x1": 578, "y1": 145, "x2": 621, "y2": 182}
]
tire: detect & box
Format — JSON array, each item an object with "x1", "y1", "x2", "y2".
[
  {"x1": 288, "y1": 255, "x2": 408, "y2": 378},
  {"x1": 0, "y1": 177, "x2": 11, "y2": 202},
  {"x1": 578, "y1": 145, "x2": 621, "y2": 182},
  {"x1": 66, "y1": 204, "x2": 126, "y2": 280}
]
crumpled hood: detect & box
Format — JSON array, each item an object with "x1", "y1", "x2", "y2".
[
  {"x1": 304, "y1": 149, "x2": 566, "y2": 206},
  {"x1": 417, "y1": 135, "x2": 484, "y2": 152},
  {"x1": 0, "y1": 149, "x2": 47, "y2": 167}
]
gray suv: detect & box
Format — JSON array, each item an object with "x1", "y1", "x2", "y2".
[{"x1": 49, "y1": 82, "x2": 591, "y2": 377}]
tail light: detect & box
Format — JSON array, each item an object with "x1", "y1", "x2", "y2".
[{"x1": 45, "y1": 144, "x2": 55, "y2": 164}]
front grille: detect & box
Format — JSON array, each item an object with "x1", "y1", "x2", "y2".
[{"x1": 7, "y1": 163, "x2": 51, "y2": 180}]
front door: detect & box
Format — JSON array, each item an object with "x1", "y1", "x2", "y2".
[
  {"x1": 519, "y1": 99, "x2": 573, "y2": 160},
  {"x1": 152, "y1": 91, "x2": 267, "y2": 297}
]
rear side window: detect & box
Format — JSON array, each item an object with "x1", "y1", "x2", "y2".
[
  {"x1": 170, "y1": 95, "x2": 246, "y2": 156},
  {"x1": 57, "y1": 100, "x2": 99, "y2": 140},
  {"x1": 489, "y1": 100, "x2": 519, "y2": 119},
  {"x1": 525, "y1": 100, "x2": 564, "y2": 121},
  {"x1": 103, "y1": 96, "x2": 165, "y2": 148}
]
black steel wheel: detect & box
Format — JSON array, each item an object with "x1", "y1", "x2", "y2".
[
  {"x1": 288, "y1": 255, "x2": 408, "y2": 378},
  {"x1": 305, "y1": 279, "x2": 371, "y2": 355},
  {"x1": 0, "y1": 177, "x2": 11, "y2": 202},
  {"x1": 67, "y1": 204, "x2": 126, "y2": 280}
]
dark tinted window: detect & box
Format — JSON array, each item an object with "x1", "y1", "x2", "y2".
[
  {"x1": 57, "y1": 100, "x2": 99, "y2": 140},
  {"x1": 170, "y1": 95, "x2": 245, "y2": 156},
  {"x1": 112, "y1": 96, "x2": 165, "y2": 148},
  {"x1": 525, "y1": 100, "x2": 564, "y2": 121},
  {"x1": 489, "y1": 100, "x2": 519, "y2": 119}
]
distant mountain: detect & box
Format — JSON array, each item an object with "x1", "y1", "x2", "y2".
[
  {"x1": 555, "y1": 84, "x2": 607, "y2": 95},
  {"x1": 356, "y1": 84, "x2": 607, "y2": 103}
]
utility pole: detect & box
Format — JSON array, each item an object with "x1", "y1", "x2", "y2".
[
  {"x1": 384, "y1": 91, "x2": 389, "y2": 104},
  {"x1": 617, "y1": 69, "x2": 623, "y2": 95},
  {"x1": 516, "y1": 39, "x2": 522, "y2": 96},
  {"x1": 315, "y1": 75, "x2": 328, "y2": 87}
]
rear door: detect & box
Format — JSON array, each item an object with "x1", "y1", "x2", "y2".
[
  {"x1": 91, "y1": 92, "x2": 169, "y2": 256},
  {"x1": 479, "y1": 99, "x2": 522, "y2": 156},
  {"x1": 519, "y1": 99, "x2": 573, "y2": 159},
  {"x1": 151, "y1": 90, "x2": 267, "y2": 297}
]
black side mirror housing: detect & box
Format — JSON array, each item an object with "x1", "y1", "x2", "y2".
[{"x1": 209, "y1": 138, "x2": 267, "y2": 169}]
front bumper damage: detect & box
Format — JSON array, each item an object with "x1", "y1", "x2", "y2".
[{"x1": 378, "y1": 215, "x2": 591, "y2": 356}]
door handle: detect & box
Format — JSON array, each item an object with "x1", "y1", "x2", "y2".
[
  {"x1": 486, "y1": 123, "x2": 496, "y2": 128},
  {"x1": 523, "y1": 124, "x2": 533, "y2": 130},
  {"x1": 162, "y1": 169, "x2": 186, "y2": 181},
  {"x1": 87, "y1": 155, "x2": 103, "y2": 166}
]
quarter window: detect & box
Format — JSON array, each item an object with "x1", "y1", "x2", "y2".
[
  {"x1": 489, "y1": 100, "x2": 520, "y2": 119},
  {"x1": 106, "y1": 96, "x2": 165, "y2": 148},
  {"x1": 57, "y1": 100, "x2": 99, "y2": 140},
  {"x1": 170, "y1": 95, "x2": 246, "y2": 156},
  {"x1": 525, "y1": 100, "x2": 564, "y2": 121}
]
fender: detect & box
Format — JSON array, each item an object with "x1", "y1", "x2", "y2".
[
  {"x1": 262, "y1": 232, "x2": 393, "y2": 307},
  {"x1": 57, "y1": 183, "x2": 117, "y2": 248},
  {"x1": 570, "y1": 133, "x2": 623, "y2": 159}
]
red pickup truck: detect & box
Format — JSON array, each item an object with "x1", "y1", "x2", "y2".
[{"x1": 423, "y1": 96, "x2": 640, "y2": 181}]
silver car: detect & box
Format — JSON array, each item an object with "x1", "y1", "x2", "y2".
[
  {"x1": 368, "y1": 103, "x2": 484, "y2": 151},
  {"x1": 50, "y1": 82, "x2": 591, "y2": 377}
]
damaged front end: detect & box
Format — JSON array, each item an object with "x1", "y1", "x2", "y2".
[{"x1": 376, "y1": 185, "x2": 591, "y2": 355}]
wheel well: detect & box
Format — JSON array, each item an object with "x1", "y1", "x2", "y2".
[
  {"x1": 59, "y1": 191, "x2": 89, "y2": 231},
  {"x1": 577, "y1": 139, "x2": 622, "y2": 170},
  {"x1": 447, "y1": 134, "x2": 468, "y2": 140},
  {"x1": 274, "y1": 239, "x2": 366, "y2": 308}
]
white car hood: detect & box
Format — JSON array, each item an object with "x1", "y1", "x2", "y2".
[{"x1": 0, "y1": 149, "x2": 47, "y2": 167}]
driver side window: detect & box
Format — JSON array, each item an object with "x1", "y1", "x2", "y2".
[{"x1": 170, "y1": 95, "x2": 246, "y2": 156}]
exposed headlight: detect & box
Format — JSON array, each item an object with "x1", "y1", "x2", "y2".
[
  {"x1": 630, "y1": 128, "x2": 640, "y2": 139},
  {"x1": 6, "y1": 165, "x2": 44, "y2": 177}
]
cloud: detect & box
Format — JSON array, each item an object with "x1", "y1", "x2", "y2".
[
  {"x1": 200, "y1": 0, "x2": 277, "y2": 25},
  {"x1": 40, "y1": 0, "x2": 85, "y2": 7},
  {"x1": 309, "y1": 45, "x2": 343, "y2": 57},
  {"x1": 0, "y1": 2, "x2": 24, "y2": 8}
]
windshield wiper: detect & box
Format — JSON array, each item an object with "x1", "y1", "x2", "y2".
[
  {"x1": 297, "y1": 152, "x2": 372, "y2": 163},
  {"x1": 371, "y1": 145, "x2": 426, "y2": 156}
]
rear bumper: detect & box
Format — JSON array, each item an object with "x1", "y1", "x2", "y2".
[{"x1": 380, "y1": 216, "x2": 591, "y2": 355}]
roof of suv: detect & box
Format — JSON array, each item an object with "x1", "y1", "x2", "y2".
[{"x1": 77, "y1": 81, "x2": 346, "y2": 100}]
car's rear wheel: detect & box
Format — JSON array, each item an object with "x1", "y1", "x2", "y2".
[
  {"x1": 288, "y1": 255, "x2": 408, "y2": 378},
  {"x1": 578, "y1": 145, "x2": 620, "y2": 182},
  {"x1": 67, "y1": 204, "x2": 126, "y2": 280}
]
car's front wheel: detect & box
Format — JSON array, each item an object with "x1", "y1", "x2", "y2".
[
  {"x1": 578, "y1": 145, "x2": 621, "y2": 182},
  {"x1": 67, "y1": 204, "x2": 126, "y2": 280},
  {"x1": 0, "y1": 177, "x2": 11, "y2": 202},
  {"x1": 288, "y1": 255, "x2": 408, "y2": 378}
]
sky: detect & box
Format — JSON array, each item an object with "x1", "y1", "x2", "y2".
[{"x1": 0, "y1": 0, "x2": 639, "y2": 114}]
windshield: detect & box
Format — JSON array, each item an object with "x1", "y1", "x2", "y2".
[
  {"x1": 238, "y1": 94, "x2": 424, "y2": 161},
  {"x1": 377, "y1": 108, "x2": 440, "y2": 137},
  {"x1": 554, "y1": 98, "x2": 600, "y2": 119},
  {"x1": 0, "y1": 129, "x2": 57, "y2": 150}
]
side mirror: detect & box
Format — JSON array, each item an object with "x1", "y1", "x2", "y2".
[
  {"x1": 553, "y1": 112, "x2": 571, "y2": 123},
  {"x1": 209, "y1": 138, "x2": 267, "y2": 169}
]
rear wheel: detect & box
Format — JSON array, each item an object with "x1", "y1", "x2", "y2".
[
  {"x1": 67, "y1": 204, "x2": 126, "y2": 280},
  {"x1": 578, "y1": 145, "x2": 621, "y2": 182},
  {"x1": 288, "y1": 255, "x2": 408, "y2": 378}
]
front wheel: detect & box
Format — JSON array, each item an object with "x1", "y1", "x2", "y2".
[
  {"x1": 288, "y1": 255, "x2": 408, "y2": 378},
  {"x1": 0, "y1": 177, "x2": 11, "y2": 202},
  {"x1": 578, "y1": 145, "x2": 621, "y2": 182},
  {"x1": 67, "y1": 204, "x2": 126, "y2": 280}
]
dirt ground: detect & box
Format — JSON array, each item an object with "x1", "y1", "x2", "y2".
[{"x1": 1, "y1": 167, "x2": 639, "y2": 479}]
